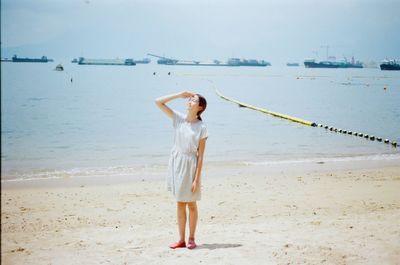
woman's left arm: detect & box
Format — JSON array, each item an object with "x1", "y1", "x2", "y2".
[{"x1": 192, "y1": 138, "x2": 207, "y2": 193}]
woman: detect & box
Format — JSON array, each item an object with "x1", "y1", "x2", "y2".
[{"x1": 155, "y1": 91, "x2": 208, "y2": 250}]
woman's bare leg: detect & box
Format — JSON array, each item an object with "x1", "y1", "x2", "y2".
[
  {"x1": 188, "y1": 202, "x2": 198, "y2": 240},
  {"x1": 177, "y1": 202, "x2": 187, "y2": 241}
]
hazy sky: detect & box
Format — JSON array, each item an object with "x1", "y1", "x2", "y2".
[{"x1": 1, "y1": 0, "x2": 400, "y2": 64}]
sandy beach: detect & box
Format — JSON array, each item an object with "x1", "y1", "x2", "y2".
[{"x1": 2, "y1": 159, "x2": 400, "y2": 265}]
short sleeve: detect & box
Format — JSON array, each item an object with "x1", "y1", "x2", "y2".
[
  {"x1": 172, "y1": 110, "x2": 184, "y2": 128},
  {"x1": 200, "y1": 124, "x2": 208, "y2": 139}
]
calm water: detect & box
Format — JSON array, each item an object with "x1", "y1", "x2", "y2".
[{"x1": 1, "y1": 62, "x2": 399, "y2": 180}]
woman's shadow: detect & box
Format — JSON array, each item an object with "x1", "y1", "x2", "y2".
[{"x1": 196, "y1": 243, "x2": 242, "y2": 250}]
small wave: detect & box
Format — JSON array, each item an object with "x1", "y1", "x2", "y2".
[
  {"x1": 1, "y1": 164, "x2": 166, "y2": 183},
  {"x1": 242, "y1": 153, "x2": 400, "y2": 166}
]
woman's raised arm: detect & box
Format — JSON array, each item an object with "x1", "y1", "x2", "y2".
[{"x1": 155, "y1": 91, "x2": 194, "y2": 119}]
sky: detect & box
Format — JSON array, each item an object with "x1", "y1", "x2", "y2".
[{"x1": 1, "y1": 0, "x2": 400, "y2": 65}]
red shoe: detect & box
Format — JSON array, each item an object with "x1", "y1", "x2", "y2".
[
  {"x1": 187, "y1": 239, "x2": 197, "y2": 249},
  {"x1": 169, "y1": 240, "x2": 186, "y2": 249}
]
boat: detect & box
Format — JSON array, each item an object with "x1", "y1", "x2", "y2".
[
  {"x1": 148, "y1": 54, "x2": 270, "y2": 67},
  {"x1": 147, "y1": 54, "x2": 178, "y2": 65},
  {"x1": 175, "y1": 60, "x2": 231, "y2": 66},
  {"x1": 12, "y1": 54, "x2": 53, "y2": 63},
  {"x1": 227, "y1": 58, "x2": 271, "y2": 67},
  {"x1": 54, "y1": 64, "x2": 64, "y2": 71},
  {"x1": 287, "y1": 63, "x2": 299, "y2": 67},
  {"x1": 304, "y1": 58, "x2": 339, "y2": 68},
  {"x1": 158, "y1": 58, "x2": 178, "y2": 64},
  {"x1": 304, "y1": 56, "x2": 363, "y2": 68},
  {"x1": 78, "y1": 57, "x2": 136, "y2": 66},
  {"x1": 71, "y1": 58, "x2": 78, "y2": 63},
  {"x1": 336, "y1": 57, "x2": 363, "y2": 68},
  {"x1": 380, "y1": 60, "x2": 400, "y2": 70},
  {"x1": 337, "y1": 61, "x2": 363, "y2": 68}
]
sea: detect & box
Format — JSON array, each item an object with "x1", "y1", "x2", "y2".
[{"x1": 1, "y1": 62, "x2": 399, "y2": 182}]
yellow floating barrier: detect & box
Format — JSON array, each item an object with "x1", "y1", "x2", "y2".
[
  {"x1": 215, "y1": 89, "x2": 397, "y2": 148},
  {"x1": 215, "y1": 89, "x2": 316, "y2": 127}
]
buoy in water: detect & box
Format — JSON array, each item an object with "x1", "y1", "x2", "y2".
[
  {"x1": 359, "y1": 133, "x2": 364, "y2": 137},
  {"x1": 364, "y1": 134, "x2": 369, "y2": 139},
  {"x1": 168, "y1": 72, "x2": 171, "y2": 75},
  {"x1": 54, "y1": 64, "x2": 64, "y2": 71},
  {"x1": 369, "y1": 136, "x2": 375, "y2": 141},
  {"x1": 348, "y1": 131, "x2": 352, "y2": 135},
  {"x1": 392, "y1": 141, "x2": 397, "y2": 147},
  {"x1": 153, "y1": 72, "x2": 156, "y2": 75},
  {"x1": 384, "y1": 139, "x2": 389, "y2": 144},
  {"x1": 377, "y1": 137, "x2": 382, "y2": 142}
]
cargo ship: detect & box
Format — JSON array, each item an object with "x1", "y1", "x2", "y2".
[
  {"x1": 336, "y1": 57, "x2": 363, "y2": 68},
  {"x1": 227, "y1": 58, "x2": 271, "y2": 66},
  {"x1": 304, "y1": 57, "x2": 363, "y2": 68},
  {"x1": 12, "y1": 55, "x2": 53, "y2": 63},
  {"x1": 380, "y1": 60, "x2": 400, "y2": 71},
  {"x1": 168, "y1": 59, "x2": 229, "y2": 66},
  {"x1": 148, "y1": 54, "x2": 270, "y2": 67},
  {"x1": 147, "y1": 54, "x2": 178, "y2": 65},
  {"x1": 337, "y1": 61, "x2": 363, "y2": 68},
  {"x1": 78, "y1": 57, "x2": 136, "y2": 66},
  {"x1": 304, "y1": 58, "x2": 339, "y2": 68}
]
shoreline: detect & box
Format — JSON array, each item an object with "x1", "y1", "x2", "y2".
[
  {"x1": 2, "y1": 158, "x2": 399, "y2": 264},
  {"x1": 2, "y1": 155, "x2": 400, "y2": 189}
]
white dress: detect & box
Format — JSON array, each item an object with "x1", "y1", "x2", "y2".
[{"x1": 167, "y1": 110, "x2": 208, "y2": 202}]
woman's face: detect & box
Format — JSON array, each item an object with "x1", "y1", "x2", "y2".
[{"x1": 187, "y1": 95, "x2": 202, "y2": 112}]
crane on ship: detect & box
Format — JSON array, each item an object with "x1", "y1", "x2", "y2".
[
  {"x1": 147, "y1": 53, "x2": 179, "y2": 65},
  {"x1": 320, "y1": 45, "x2": 330, "y2": 61},
  {"x1": 147, "y1": 53, "x2": 202, "y2": 65}
]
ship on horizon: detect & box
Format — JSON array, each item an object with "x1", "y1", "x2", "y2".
[
  {"x1": 78, "y1": 57, "x2": 136, "y2": 66},
  {"x1": 337, "y1": 56, "x2": 363, "y2": 68},
  {"x1": 304, "y1": 56, "x2": 363, "y2": 69},
  {"x1": 11, "y1": 55, "x2": 53, "y2": 63},
  {"x1": 227, "y1": 58, "x2": 271, "y2": 66},
  {"x1": 148, "y1": 54, "x2": 271, "y2": 67},
  {"x1": 380, "y1": 59, "x2": 400, "y2": 70},
  {"x1": 304, "y1": 58, "x2": 339, "y2": 68}
]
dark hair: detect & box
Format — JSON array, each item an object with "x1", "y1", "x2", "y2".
[{"x1": 196, "y1": 94, "x2": 207, "y2": 121}]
